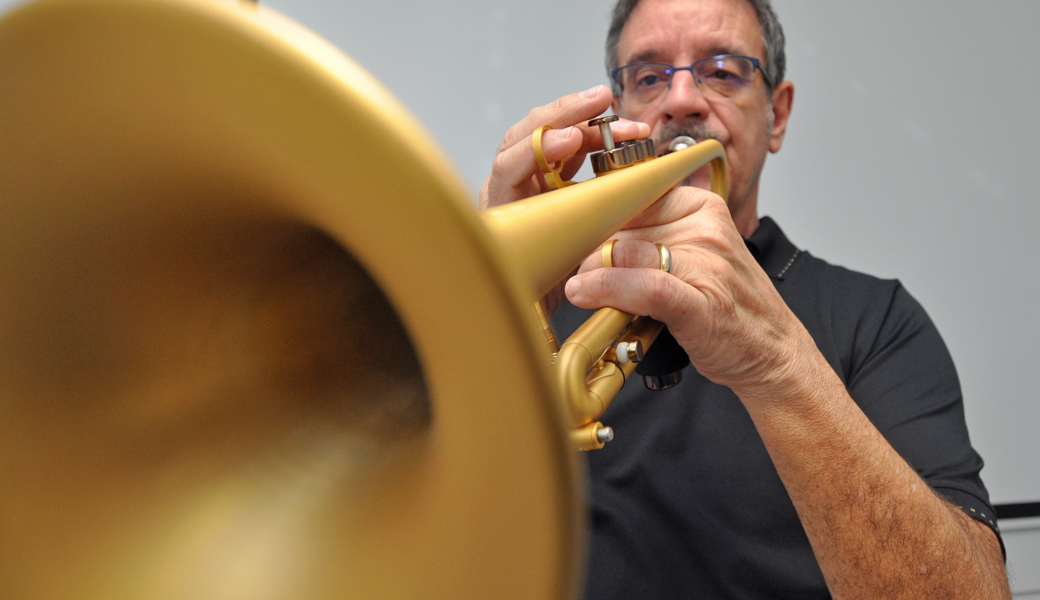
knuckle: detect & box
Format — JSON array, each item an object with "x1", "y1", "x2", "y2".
[
  {"x1": 490, "y1": 150, "x2": 511, "y2": 178},
  {"x1": 707, "y1": 193, "x2": 729, "y2": 211},
  {"x1": 648, "y1": 271, "x2": 674, "y2": 307},
  {"x1": 599, "y1": 267, "x2": 626, "y2": 294},
  {"x1": 701, "y1": 219, "x2": 727, "y2": 243},
  {"x1": 478, "y1": 178, "x2": 491, "y2": 208},
  {"x1": 687, "y1": 219, "x2": 728, "y2": 251},
  {"x1": 500, "y1": 121, "x2": 528, "y2": 152},
  {"x1": 545, "y1": 97, "x2": 566, "y2": 116},
  {"x1": 615, "y1": 242, "x2": 641, "y2": 268},
  {"x1": 577, "y1": 255, "x2": 596, "y2": 274}
]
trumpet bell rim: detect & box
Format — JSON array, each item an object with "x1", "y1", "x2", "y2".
[{"x1": 0, "y1": 0, "x2": 583, "y2": 598}]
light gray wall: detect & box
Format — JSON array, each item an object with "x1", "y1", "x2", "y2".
[
  {"x1": 1002, "y1": 517, "x2": 1040, "y2": 597},
  {"x1": 2, "y1": 0, "x2": 1037, "y2": 545}
]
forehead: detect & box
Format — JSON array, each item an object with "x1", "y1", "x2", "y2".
[{"x1": 618, "y1": 0, "x2": 764, "y2": 64}]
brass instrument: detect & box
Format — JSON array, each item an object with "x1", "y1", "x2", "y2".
[
  {"x1": 0, "y1": 0, "x2": 725, "y2": 598},
  {"x1": 499, "y1": 118, "x2": 726, "y2": 450}
]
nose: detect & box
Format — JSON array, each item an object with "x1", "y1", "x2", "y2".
[{"x1": 659, "y1": 68, "x2": 710, "y2": 123}]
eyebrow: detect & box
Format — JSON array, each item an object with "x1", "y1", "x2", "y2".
[
  {"x1": 623, "y1": 46, "x2": 747, "y2": 66},
  {"x1": 626, "y1": 50, "x2": 665, "y2": 64}
]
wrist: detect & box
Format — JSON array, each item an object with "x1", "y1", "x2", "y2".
[{"x1": 730, "y1": 322, "x2": 841, "y2": 418}]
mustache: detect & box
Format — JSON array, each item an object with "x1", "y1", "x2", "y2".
[
  {"x1": 653, "y1": 123, "x2": 721, "y2": 155},
  {"x1": 651, "y1": 123, "x2": 722, "y2": 188}
]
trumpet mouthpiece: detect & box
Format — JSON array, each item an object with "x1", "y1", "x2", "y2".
[{"x1": 666, "y1": 136, "x2": 697, "y2": 154}]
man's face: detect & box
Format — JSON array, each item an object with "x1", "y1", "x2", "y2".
[{"x1": 612, "y1": 0, "x2": 785, "y2": 224}]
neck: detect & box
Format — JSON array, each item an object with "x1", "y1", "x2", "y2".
[{"x1": 729, "y1": 182, "x2": 760, "y2": 238}]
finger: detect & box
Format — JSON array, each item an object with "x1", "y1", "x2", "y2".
[
  {"x1": 580, "y1": 119, "x2": 652, "y2": 151},
  {"x1": 496, "y1": 117, "x2": 650, "y2": 196},
  {"x1": 483, "y1": 126, "x2": 584, "y2": 208},
  {"x1": 498, "y1": 85, "x2": 614, "y2": 151},
  {"x1": 564, "y1": 267, "x2": 695, "y2": 326},
  {"x1": 577, "y1": 239, "x2": 662, "y2": 274},
  {"x1": 621, "y1": 186, "x2": 729, "y2": 231}
]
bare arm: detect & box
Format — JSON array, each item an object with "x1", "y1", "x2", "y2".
[
  {"x1": 565, "y1": 188, "x2": 1011, "y2": 599},
  {"x1": 742, "y1": 325, "x2": 1008, "y2": 599}
]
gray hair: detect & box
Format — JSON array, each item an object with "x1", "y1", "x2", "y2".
[{"x1": 605, "y1": 0, "x2": 786, "y2": 93}]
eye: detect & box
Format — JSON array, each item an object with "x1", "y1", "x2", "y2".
[
  {"x1": 698, "y1": 58, "x2": 753, "y2": 87},
  {"x1": 636, "y1": 74, "x2": 662, "y2": 88},
  {"x1": 628, "y1": 65, "x2": 670, "y2": 89},
  {"x1": 705, "y1": 66, "x2": 742, "y2": 82}
]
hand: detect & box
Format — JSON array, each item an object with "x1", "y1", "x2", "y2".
[
  {"x1": 479, "y1": 85, "x2": 651, "y2": 209},
  {"x1": 480, "y1": 85, "x2": 650, "y2": 317},
  {"x1": 566, "y1": 187, "x2": 811, "y2": 398}
]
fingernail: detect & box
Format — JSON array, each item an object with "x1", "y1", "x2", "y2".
[
  {"x1": 565, "y1": 278, "x2": 580, "y2": 297},
  {"x1": 580, "y1": 85, "x2": 604, "y2": 99},
  {"x1": 555, "y1": 126, "x2": 575, "y2": 139}
]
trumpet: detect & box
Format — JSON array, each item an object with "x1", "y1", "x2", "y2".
[
  {"x1": 483, "y1": 121, "x2": 727, "y2": 450},
  {"x1": 0, "y1": 0, "x2": 724, "y2": 598}
]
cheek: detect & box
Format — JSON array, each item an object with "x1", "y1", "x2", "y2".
[
  {"x1": 717, "y1": 105, "x2": 768, "y2": 163},
  {"x1": 712, "y1": 111, "x2": 741, "y2": 156},
  {"x1": 617, "y1": 100, "x2": 654, "y2": 125}
]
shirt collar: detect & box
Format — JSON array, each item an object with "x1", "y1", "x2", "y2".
[{"x1": 744, "y1": 216, "x2": 801, "y2": 281}]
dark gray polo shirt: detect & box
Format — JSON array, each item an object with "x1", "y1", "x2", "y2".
[{"x1": 552, "y1": 216, "x2": 1000, "y2": 600}]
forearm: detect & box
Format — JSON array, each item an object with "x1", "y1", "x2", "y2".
[{"x1": 738, "y1": 328, "x2": 1009, "y2": 600}]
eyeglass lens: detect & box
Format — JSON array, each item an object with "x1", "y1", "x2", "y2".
[{"x1": 616, "y1": 56, "x2": 757, "y2": 105}]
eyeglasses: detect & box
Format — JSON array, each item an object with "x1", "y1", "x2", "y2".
[{"x1": 612, "y1": 54, "x2": 770, "y2": 106}]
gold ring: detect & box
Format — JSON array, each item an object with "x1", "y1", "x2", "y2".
[
  {"x1": 602, "y1": 239, "x2": 618, "y2": 268},
  {"x1": 655, "y1": 243, "x2": 672, "y2": 273},
  {"x1": 531, "y1": 125, "x2": 573, "y2": 190}
]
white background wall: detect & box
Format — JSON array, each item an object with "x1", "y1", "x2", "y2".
[{"x1": 2, "y1": 0, "x2": 1038, "y2": 592}]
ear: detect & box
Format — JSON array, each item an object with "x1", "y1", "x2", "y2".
[
  {"x1": 768, "y1": 80, "x2": 794, "y2": 153},
  {"x1": 611, "y1": 92, "x2": 621, "y2": 117}
]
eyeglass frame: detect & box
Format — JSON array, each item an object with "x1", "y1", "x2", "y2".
[{"x1": 611, "y1": 54, "x2": 774, "y2": 104}]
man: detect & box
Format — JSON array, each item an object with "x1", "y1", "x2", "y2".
[{"x1": 481, "y1": 0, "x2": 1010, "y2": 598}]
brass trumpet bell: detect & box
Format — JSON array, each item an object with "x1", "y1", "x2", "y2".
[{"x1": 0, "y1": 0, "x2": 581, "y2": 597}]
